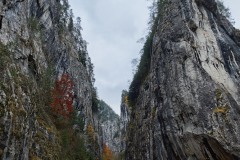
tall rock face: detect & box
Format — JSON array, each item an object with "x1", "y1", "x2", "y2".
[
  {"x1": 120, "y1": 90, "x2": 130, "y2": 155},
  {"x1": 97, "y1": 100, "x2": 120, "y2": 153},
  {"x1": 0, "y1": 0, "x2": 99, "y2": 159},
  {"x1": 125, "y1": 0, "x2": 240, "y2": 159}
]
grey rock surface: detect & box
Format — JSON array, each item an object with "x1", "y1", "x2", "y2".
[
  {"x1": 124, "y1": 0, "x2": 240, "y2": 159},
  {"x1": 0, "y1": 0, "x2": 99, "y2": 159},
  {"x1": 98, "y1": 100, "x2": 121, "y2": 153},
  {"x1": 120, "y1": 90, "x2": 131, "y2": 154}
]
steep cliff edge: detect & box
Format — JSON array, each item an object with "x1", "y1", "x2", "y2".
[
  {"x1": 120, "y1": 90, "x2": 130, "y2": 156},
  {"x1": 0, "y1": 0, "x2": 101, "y2": 159},
  {"x1": 124, "y1": 0, "x2": 240, "y2": 159},
  {"x1": 98, "y1": 100, "x2": 120, "y2": 154}
]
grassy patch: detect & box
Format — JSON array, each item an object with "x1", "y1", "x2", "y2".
[
  {"x1": 213, "y1": 89, "x2": 230, "y2": 115},
  {"x1": 213, "y1": 105, "x2": 229, "y2": 114}
]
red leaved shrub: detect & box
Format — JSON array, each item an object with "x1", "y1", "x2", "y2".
[{"x1": 51, "y1": 73, "x2": 74, "y2": 118}]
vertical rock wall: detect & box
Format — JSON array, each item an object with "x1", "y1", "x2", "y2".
[
  {"x1": 0, "y1": 0, "x2": 99, "y2": 159},
  {"x1": 98, "y1": 100, "x2": 121, "y2": 153},
  {"x1": 124, "y1": 0, "x2": 240, "y2": 159},
  {"x1": 120, "y1": 90, "x2": 131, "y2": 155}
]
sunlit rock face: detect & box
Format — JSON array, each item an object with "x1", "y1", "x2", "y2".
[
  {"x1": 124, "y1": 0, "x2": 240, "y2": 159},
  {"x1": 0, "y1": 0, "x2": 97, "y2": 159},
  {"x1": 98, "y1": 100, "x2": 121, "y2": 153},
  {"x1": 120, "y1": 90, "x2": 131, "y2": 154}
]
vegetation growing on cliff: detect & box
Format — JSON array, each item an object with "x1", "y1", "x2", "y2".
[
  {"x1": 0, "y1": 0, "x2": 101, "y2": 159},
  {"x1": 51, "y1": 73, "x2": 74, "y2": 118},
  {"x1": 128, "y1": 0, "x2": 164, "y2": 107},
  {"x1": 128, "y1": 35, "x2": 152, "y2": 106},
  {"x1": 57, "y1": 117, "x2": 95, "y2": 160},
  {"x1": 102, "y1": 143, "x2": 113, "y2": 160},
  {"x1": 98, "y1": 100, "x2": 119, "y2": 122},
  {"x1": 216, "y1": 0, "x2": 235, "y2": 24},
  {"x1": 0, "y1": 42, "x2": 11, "y2": 73},
  {"x1": 92, "y1": 87, "x2": 99, "y2": 113}
]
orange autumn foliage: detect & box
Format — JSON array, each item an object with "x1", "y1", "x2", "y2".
[
  {"x1": 87, "y1": 124, "x2": 95, "y2": 140},
  {"x1": 102, "y1": 143, "x2": 113, "y2": 160},
  {"x1": 51, "y1": 74, "x2": 74, "y2": 118}
]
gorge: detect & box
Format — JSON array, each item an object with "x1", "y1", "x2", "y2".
[{"x1": 1, "y1": 0, "x2": 240, "y2": 160}]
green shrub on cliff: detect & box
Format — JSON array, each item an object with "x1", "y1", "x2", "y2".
[
  {"x1": 216, "y1": 0, "x2": 235, "y2": 24},
  {"x1": 128, "y1": 1, "x2": 163, "y2": 107},
  {"x1": 128, "y1": 35, "x2": 152, "y2": 107},
  {"x1": 92, "y1": 87, "x2": 99, "y2": 113},
  {"x1": 0, "y1": 43, "x2": 11, "y2": 71},
  {"x1": 28, "y1": 17, "x2": 39, "y2": 32}
]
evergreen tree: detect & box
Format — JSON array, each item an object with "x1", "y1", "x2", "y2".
[
  {"x1": 216, "y1": 0, "x2": 235, "y2": 24},
  {"x1": 68, "y1": 9, "x2": 74, "y2": 32}
]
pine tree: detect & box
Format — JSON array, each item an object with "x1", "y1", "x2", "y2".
[{"x1": 68, "y1": 9, "x2": 74, "y2": 32}]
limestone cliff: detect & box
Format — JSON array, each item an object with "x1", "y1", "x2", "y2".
[
  {"x1": 124, "y1": 0, "x2": 240, "y2": 159},
  {"x1": 120, "y1": 90, "x2": 130, "y2": 155},
  {"x1": 0, "y1": 0, "x2": 100, "y2": 159},
  {"x1": 97, "y1": 100, "x2": 120, "y2": 153}
]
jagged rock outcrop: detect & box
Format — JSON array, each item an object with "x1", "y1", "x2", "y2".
[
  {"x1": 0, "y1": 0, "x2": 100, "y2": 159},
  {"x1": 124, "y1": 0, "x2": 240, "y2": 159},
  {"x1": 120, "y1": 90, "x2": 131, "y2": 154},
  {"x1": 97, "y1": 100, "x2": 120, "y2": 153}
]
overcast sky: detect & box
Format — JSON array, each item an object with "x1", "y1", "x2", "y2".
[
  {"x1": 224, "y1": 0, "x2": 240, "y2": 28},
  {"x1": 69, "y1": 0, "x2": 239, "y2": 115}
]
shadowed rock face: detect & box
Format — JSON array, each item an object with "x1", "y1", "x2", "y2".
[
  {"x1": 124, "y1": 0, "x2": 240, "y2": 159},
  {"x1": 120, "y1": 90, "x2": 131, "y2": 154}
]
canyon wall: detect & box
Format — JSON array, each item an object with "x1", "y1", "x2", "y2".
[{"x1": 124, "y1": 0, "x2": 240, "y2": 159}]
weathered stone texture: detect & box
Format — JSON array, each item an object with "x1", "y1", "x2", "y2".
[
  {"x1": 124, "y1": 0, "x2": 240, "y2": 159},
  {"x1": 0, "y1": 0, "x2": 97, "y2": 159}
]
